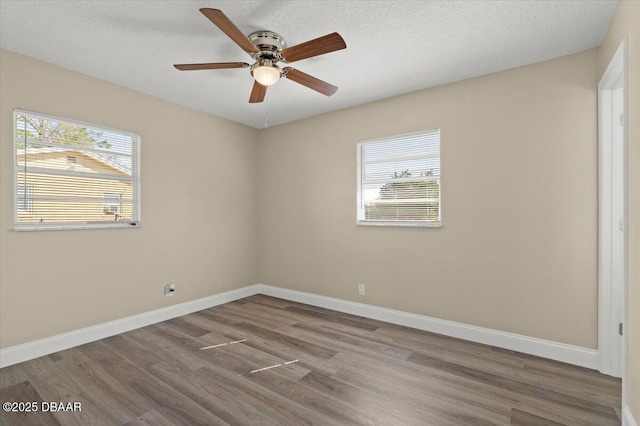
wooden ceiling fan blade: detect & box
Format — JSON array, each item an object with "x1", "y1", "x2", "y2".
[
  {"x1": 249, "y1": 81, "x2": 267, "y2": 103},
  {"x1": 174, "y1": 62, "x2": 249, "y2": 71},
  {"x1": 284, "y1": 68, "x2": 338, "y2": 96},
  {"x1": 200, "y1": 8, "x2": 259, "y2": 54},
  {"x1": 280, "y1": 32, "x2": 346, "y2": 63}
]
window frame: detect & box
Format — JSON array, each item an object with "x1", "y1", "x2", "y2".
[
  {"x1": 12, "y1": 108, "x2": 141, "y2": 231},
  {"x1": 356, "y1": 129, "x2": 442, "y2": 228}
]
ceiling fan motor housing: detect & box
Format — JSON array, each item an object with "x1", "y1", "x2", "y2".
[{"x1": 248, "y1": 31, "x2": 287, "y2": 59}]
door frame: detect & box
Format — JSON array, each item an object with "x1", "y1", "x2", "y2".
[{"x1": 597, "y1": 38, "x2": 627, "y2": 380}]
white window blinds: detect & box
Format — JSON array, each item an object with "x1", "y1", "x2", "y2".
[
  {"x1": 13, "y1": 109, "x2": 140, "y2": 230},
  {"x1": 357, "y1": 130, "x2": 441, "y2": 226}
]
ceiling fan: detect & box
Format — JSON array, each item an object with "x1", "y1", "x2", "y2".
[{"x1": 174, "y1": 8, "x2": 347, "y2": 103}]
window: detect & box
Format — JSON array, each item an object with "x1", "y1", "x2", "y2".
[
  {"x1": 357, "y1": 129, "x2": 441, "y2": 227},
  {"x1": 13, "y1": 109, "x2": 140, "y2": 230}
]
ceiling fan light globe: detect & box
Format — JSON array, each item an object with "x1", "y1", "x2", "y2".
[{"x1": 253, "y1": 65, "x2": 281, "y2": 86}]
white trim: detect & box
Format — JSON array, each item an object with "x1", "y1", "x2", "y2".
[
  {"x1": 598, "y1": 38, "x2": 627, "y2": 379},
  {"x1": 0, "y1": 285, "x2": 261, "y2": 368},
  {"x1": 623, "y1": 406, "x2": 638, "y2": 426},
  {"x1": 14, "y1": 222, "x2": 140, "y2": 232},
  {"x1": 357, "y1": 220, "x2": 442, "y2": 228},
  {"x1": 598, "y1": 39, "x2": 627, "y2": 91},
  {"x1": 1, "y1": 283, "x2": 598, "y2": 370},
  {"x1": 257, "y1": 285, "x2": 598, "y2": 369}
]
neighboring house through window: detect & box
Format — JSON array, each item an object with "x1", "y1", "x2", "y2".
[
  {"x1": 13, "y1": 109, "x2": 140, "y2": 230},
  {"x1": 357, "y1": 129, "x2": 441, "y2": 227}
]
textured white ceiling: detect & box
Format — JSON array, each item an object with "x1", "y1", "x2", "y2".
[{"x1": 0, "y1": 1, "x2": 616, "y2": 129}]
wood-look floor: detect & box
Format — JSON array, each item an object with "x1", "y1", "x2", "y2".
[{"x1": 0, "y1": 295, "x2": 621, "y2": 425}]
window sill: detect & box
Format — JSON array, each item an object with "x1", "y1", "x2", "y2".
[
  {"x1": 357, "y1": 220, "x2": 442, "y2": 228},
  {"x1": 14, "y1": 222, "x2": 140, "y2": 231}
]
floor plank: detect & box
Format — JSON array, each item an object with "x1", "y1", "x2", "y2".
[
  {"x1": 0, "y1": 295, "x2": 621, "y2": 425},
  {"x1": 510, "y1": 408, "x2": 565, "y2": 425}
]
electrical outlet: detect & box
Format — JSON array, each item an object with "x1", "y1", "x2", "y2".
[
  {"x1": 165, "y1": 283, "x2": 175, "y2": 297},
  {"x1": 358, "y1": 284, "x2": 365, "y2": 296}
]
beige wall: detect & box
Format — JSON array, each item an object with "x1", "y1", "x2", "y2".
[
  {"x1": 258, "y1": 48, "x2": 599, "y2": 349},
  {"x1": 598, "y1": 1, "x2": 640, "y2": 421},
  {"x1": 0, "y1": 49, "x2": 259, "y2": 348}
]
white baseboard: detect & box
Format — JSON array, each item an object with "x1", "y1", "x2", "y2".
[
  {"x1": 1, "y1": 283, "x2": 598, "y2": 371},
  {"x1": 0, "y1": 284, "x2": 261, "y2": 368},
  {"x1": 624, "y1": 405, "x2": 638, "y2": 426},
  {"x1": 257, "y1": 284, "x2": 599, "y2": 370}
]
